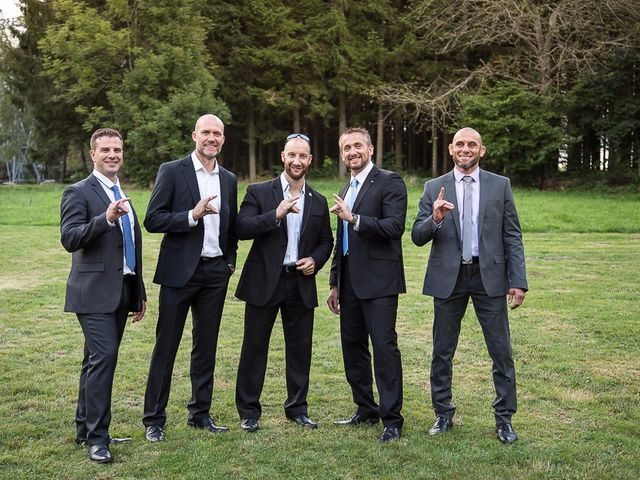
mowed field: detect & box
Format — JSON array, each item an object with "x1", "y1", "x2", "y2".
[{"x1": 1, "y1": 179, "x2": 639, "y2": 479}]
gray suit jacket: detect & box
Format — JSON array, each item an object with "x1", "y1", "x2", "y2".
[
  {"x1": 411, "y1": 169, "x2": 528, "y2": 299},
  {"x1": 60, "y1": 174, "x2": 146, "y2": 313}
]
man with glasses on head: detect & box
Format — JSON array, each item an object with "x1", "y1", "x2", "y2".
[
  {"x1": 234, "y1": 133, "x2": 333, "y2": 432},
  {"x1": 142, "y1": 114, "x2": 238, "y2": 441}
]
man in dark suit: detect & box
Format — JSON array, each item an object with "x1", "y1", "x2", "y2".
[
  {"x1": 60, "y1": 128, "x2": 146, "y2": 463},
  {"x1": 327, "y1": 127, "x2": 407, "y2": 442},
  {"x1": 142, "y1": 114, "x2": 238, "y2": 441},
  {"x1": 411, "y1": 127, "x2": 528, "y2": 444},
  {"x1": 234, "y1": 134, "x2": 333, "y2": 432}
]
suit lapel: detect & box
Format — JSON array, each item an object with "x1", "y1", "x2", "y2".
[
  {"x1": 272, "y1": 178, "x2": 287, "y2": 236},
  {"x1": 218, "y1": 166, "x2": 230, "y2": 236},
  {"x1": 352, "y1": 164, "x2": 378, "y2": 212},
  {"x1": 180, "y1": 156, "x2": 201, "y2": 206},
  {"x1": 88, "y1": 174, "x2": 112, "y2": 209},
  {"x1": 477, "y1": 169, "x2": 488, "y2": 237},
  {"x1": 300, "y1": 185, "x2": 313, "y2": 236},
  {"x1": 444, "y1": 171, "x2": 461, "y2": 241}
]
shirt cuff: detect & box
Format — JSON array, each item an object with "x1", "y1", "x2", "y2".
[{"x1": 188, "y1": 210, "x2": 198, "y2": 227}]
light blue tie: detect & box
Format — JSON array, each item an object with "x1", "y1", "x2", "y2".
[
  {"x1": 111, "y1": 185, "x2": 136, "y2": 271},
  {"x1": 342, "y1": 178, "x2": 358, "y2": 256}
]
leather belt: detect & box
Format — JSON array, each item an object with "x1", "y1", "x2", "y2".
[
  {"x1": 461, "y1": 257, "x2": 479, "y2": 265},
  {"x1": 281, "y1": 264, "x2": 298, "y2": 275}
]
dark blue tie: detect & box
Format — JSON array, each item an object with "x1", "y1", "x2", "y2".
[{"x1": 111, "y1": 185, "x2": 136, "y2": 271}]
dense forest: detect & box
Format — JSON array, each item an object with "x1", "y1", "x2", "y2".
[{"x1": 1, "y1": 0, "x2": 639, "y2": 187}]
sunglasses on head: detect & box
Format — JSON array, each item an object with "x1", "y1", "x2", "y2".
[{"x1": 286, "y1": 133, "x2": 310, "y2": 142}]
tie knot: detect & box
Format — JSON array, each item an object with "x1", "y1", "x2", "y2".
[
  {"x1": 462, "y1": 175, "x2": 474, "y2": 184},
  {"x1": 111, "y1": 184, "x2": 120, "y2": 193},
  {"x1": 351, "y1": 178, "x2": 358, "y2": 189}
]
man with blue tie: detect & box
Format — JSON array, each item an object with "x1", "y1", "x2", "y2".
[
  {"x1": 411, "y1": 127, "x2": 528, "y2": 444},
  {"x1": 60, "y1": 128, "x2": 146, "y2": 463},
  {"x1": 327, "y1": 127, "x2": 407, "y2": 442},
  {"x1": 234, "y1": 134, "x2": 333, "y2": 432}
]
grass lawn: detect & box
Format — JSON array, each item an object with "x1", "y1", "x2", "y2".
[{"x1": 0, "y1": 179, "x2": 639, "y2": 479}]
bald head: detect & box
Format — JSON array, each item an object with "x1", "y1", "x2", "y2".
[
  {"x1": 194, "y1": 114, "x2": 224, "y2": 133},
  {"x1": 449, "y1": 127, "x2": 485, "y2": 173},
  {"x1": 192, "y1": 114, "x2": 225, "y2": 162}
]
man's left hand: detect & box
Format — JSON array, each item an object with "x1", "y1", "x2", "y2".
[
  {"x1": 130, "y1": 300, "x2": 146, "y2": 322},
  {"x1": 296, "y1": 257, "x2": 316, "y2": 276},
  {"x1": 508, "y1": 288, "x2": 526, "y2": 310}
]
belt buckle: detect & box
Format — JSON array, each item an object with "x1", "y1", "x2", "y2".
[{"x1": 461, "y1": 258, "x2": 473, "y2": 265}]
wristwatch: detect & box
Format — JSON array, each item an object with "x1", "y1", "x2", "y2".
[{"x1": 350, "y1": 214, "x2": 359, "y2": 225}]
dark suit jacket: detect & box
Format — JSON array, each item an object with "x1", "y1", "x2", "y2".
[
  {"x1": 144, "y1": 156, "x2": 238, "y2": 288},
  {"x1": 329, "y1": 165, "x2": 407, "y2": 299},
  {"x1": 411, "y1": 169, "x2": 528, "y2": 299},
  {"x1": 61, "y1": 174, "x2": 146, "y2": 313},
  {"x1": 235, "y1": 178, "x2": 333, "y2": 309}
]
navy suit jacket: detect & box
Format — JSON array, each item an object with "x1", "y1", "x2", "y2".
[
  {"x1": 411, "y1": 169, "x2": 528, "y2": 299},
  {"x1": 235, "y1": 177, "x2": 333, "y2": 309},
  {"x1": 60, "y1": 174, "x2": 146, "y2": 313},
  {"x1": 144, "y1": 156, "x2": 238, "y2": 288},
  {"x1": 329, "y1": 165, "x2": 407, "y2": 299}
]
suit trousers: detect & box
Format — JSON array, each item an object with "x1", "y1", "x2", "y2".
[
  {"x1": 143, "y1": 257, "x2": 230, "y2": 427},
  {"x1": 431, "y1": 262, "x2": 517, "y2": 424},
  {"x1": 236, "y1": 271, "x2": 314, "y2": 420},
  {"x1": 76, "y1": 276, "x2": 132, "y2": 446},
  {"x1": 339, "y1": 256, "x2": 404, "y2": 428}
]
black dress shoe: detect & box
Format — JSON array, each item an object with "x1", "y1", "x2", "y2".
[
  {"x1": 187, "y1": 417, "x2": 229, "y2": 433},
  {"x1": 89, "y1": 444, "x2": 112, "y2": 463},
  {"x1": 75, "y1": 436, "x2": 87, "y2": 446},
  {"x1": 379, "y1": 426, "x2": 401, "y2": 442},
  {"x1": 287, "y1": 414, "x2": 318, "y2": 429},
  {"x1": 145, "y1": 425, "x2": 165, "y2": 442},
  {"x1": 333, "y1": 413, "x2": 380, "y2": 426},
  {"x1": 428, "y1": 416, "x2": 453, "y2": 435},
  {"x1": 496, "y1": 423, "x2": 517, "y2": 444},
  {"x1": 240, "y1": 418, "x2": 259, "y2": 433}
]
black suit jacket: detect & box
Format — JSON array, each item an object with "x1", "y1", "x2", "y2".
[
  {"x1": 61, "y1": 174, "x2": 146, "y2": 313},
  {"x1": 144, "y1": 156, "x2": 238, "y2": 288},
  {"x1": 235, "y1": 178, "x2": 333, "y2": 309},
  {"x1": 329, "y1": 165, "x2": 407, "y2": 299}
]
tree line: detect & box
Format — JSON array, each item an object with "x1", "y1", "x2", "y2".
[{"x1": 1, "y1": 0, "x2": 639, "y2": 187}]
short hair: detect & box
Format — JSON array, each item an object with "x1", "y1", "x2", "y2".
[
  {"x1": 90, "y1": 128, "x2": 123, "y2": 150},
  {"x1": 339, "y1": 127, "x2": 372, "y2": 149}
]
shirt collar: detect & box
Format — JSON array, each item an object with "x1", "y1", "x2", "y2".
[
  {"x1": 191, "y1": 151, "x2": 219, "y2": 174},
  {"x1": 93, "y1": 169, "x2": 119, "y2": 190},
  {"x1": 280, "y1": 172, "x2": 305, "y2": 196},
  {"x1": 453, "y1": 167, "x2": 480, "y2": 183},
  {"x1": 351, "y1": 160, "x2": 375, "y2": 186}
]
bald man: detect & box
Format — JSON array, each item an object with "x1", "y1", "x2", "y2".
[
  {"x1": 411, "y1": 127, "x2": 528, "y2": 444},
  {"x1": 142, "y1": 114, "x2": 238, "y2": 441}
]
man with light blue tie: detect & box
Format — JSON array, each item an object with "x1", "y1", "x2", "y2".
[
  {"x1": 411, "y1": 127, "x2": 528, "y2": 444},
  {"x1": 60, "y1": 128, "x2": 146, "y2": 463},
  {"x1": 328, "y1": 127, "x2": 407, "y2": 442}
]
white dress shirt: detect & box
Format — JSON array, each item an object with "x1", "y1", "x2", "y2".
[
  {"x1": 93, "y1": 169, "x2": 136, "y2": 275},
  {"x1": 187, "y1": 152, "x2": 223, "y2": 258},
  {"x1": 281, "y1": 173, "x2": 306, "y2": 265},
  {"x1": 453, "y1": 167, "x2": 481, "y2": 257}
]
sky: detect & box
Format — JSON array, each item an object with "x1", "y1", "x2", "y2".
[{"x1": 0, "y1": 0, "x2": 20, "y2": 21}]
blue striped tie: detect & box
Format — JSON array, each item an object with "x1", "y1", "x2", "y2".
[{"x1": 111, "y1": 185, "x2": 136, "y2": 271}]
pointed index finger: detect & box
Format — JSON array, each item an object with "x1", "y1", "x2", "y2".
[{"x1": 437, "y1": 187, "x2": 445, "y2": 201}]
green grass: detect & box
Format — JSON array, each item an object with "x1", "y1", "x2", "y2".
[{"x1": 1, "y1": 181, "x2": 639, "y2": 479}]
